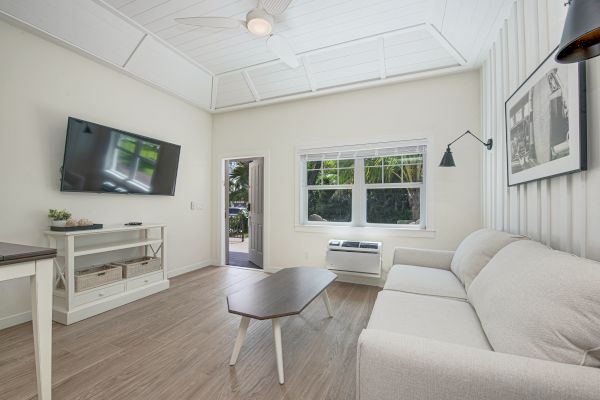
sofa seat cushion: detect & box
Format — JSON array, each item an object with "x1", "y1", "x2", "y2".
[
  {"x1": 367, "y1": 290, "x2": 491, "y2": 350},
  {"x1": 384, "y1": 265, "x2": 467, "y2": 300},
  {"x1": 451, "y1": 228, "x2": 524, "y2": 289},
  {"x1": 468, "y1": 240, "x2": 600, "y2": 368}
]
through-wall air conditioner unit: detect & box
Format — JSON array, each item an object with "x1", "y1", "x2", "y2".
[{"x1": 326, "y1": 240, "x2": 382, "y2": 277}]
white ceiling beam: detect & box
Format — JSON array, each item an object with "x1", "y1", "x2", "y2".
[
  {"x1": 425, "y1": 23, "x2": 467, "y2": 65},
  {"x1": 92, "y1": 0, "x2": 214, "y2": 78},
  {"x1": 210, "y1": 75, "x2": 219, "y2": 110},
  {"x1": 216, "y1": 24, "x2": 428, "y2": 78},
  {"x1": 122, "y1": 33, "x2": 147, "y2": 68},
  {"x1": 427, "y1": 0, "x2": 448, "y2": 31},
  {"x1": 302, "y1": 56, "x2": 317, "y2": 92},
  {"x1": 214, "y1": 64, "x2": 471, "y2": 113},
  {"x1": 377, "y1": 37, "x2": 387, "y2": 79},
  {"x1": 242, "y1": 71, "x2": 261, "y2": 102}
]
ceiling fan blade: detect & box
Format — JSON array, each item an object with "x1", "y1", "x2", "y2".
[
  {"x1": 267, "y1": 34, "x2": 299, "y2": 68},
  {"x1": 174, "y1": 17, "x2": 243, "y2": 29},
  {"x1": 260, "y1": 0, "x2": 293, "y2": 15}
]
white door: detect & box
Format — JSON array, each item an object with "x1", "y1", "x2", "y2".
[{"x1": 248, "y1": 159, "x2": 264, "y2": 267}]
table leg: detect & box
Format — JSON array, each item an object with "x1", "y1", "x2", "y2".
[
  {"x1": 31, "y1": 259, "x2": 53, "y2": 400},
  {"x1": 272, "y1": 318, "x2": 284, "y2": 384},
  {"x1": 229, "y1": 316, "x2": 250, "y2": 366},
  {"x1": 322, "y1": 289, "x2": 333, "y2": 317}
]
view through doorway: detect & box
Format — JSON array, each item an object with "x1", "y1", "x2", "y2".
[{"x1": 225, "y1": 157, "x2": 264, "y2": 269}]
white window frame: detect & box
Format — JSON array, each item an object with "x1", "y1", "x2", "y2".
[{"x1": 299, "y1": 140, "x2": 427, "y2": 229}]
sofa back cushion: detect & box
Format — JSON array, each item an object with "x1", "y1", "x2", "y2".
[
  {"x1": 450, "y1": 229, "x2": 522, "y2": 288},
  {"x1": 468, "y1": 240, "x2": 600, "y2": 367}
]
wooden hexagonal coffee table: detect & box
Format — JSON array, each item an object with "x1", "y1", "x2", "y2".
[{"x1": 227, "y1": 267, "x2": 336, "y2": 384}]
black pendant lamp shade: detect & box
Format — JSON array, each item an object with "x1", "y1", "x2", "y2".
[
  {"x1": 556, "y1": 0, "x2": 600, "y2": 63},
  {"x1": 439, "y1": 147, "x2": 456, "y2": 167}
]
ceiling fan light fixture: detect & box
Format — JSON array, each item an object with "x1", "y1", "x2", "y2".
[{"x1": 246, "y1": 9, "x2": 274, "y2": 37}]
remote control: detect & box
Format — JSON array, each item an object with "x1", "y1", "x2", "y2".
[{"x1": 125, "y1": 222, "x2": 143, "y2": 226}]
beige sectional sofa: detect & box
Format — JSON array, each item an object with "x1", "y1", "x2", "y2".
[{"x1": 357, "y1": 229, "x2": 600, "y2": 400}]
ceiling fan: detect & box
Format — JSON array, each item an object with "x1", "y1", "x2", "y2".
[{"x1": 175, "y1": 0, "x2": 299, "y2": 69}]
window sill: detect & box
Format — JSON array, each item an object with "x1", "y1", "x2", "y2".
[{"x1": 294, "y1": 224, "x2": 436, "y2": 238}]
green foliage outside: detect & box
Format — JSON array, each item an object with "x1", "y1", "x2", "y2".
[
  {"x1": 229, "y1": 161, "x2": 249, "y2": 203},
  {"x1": 229, "y1": 161, "x2": 249, "y2": 235},
  {"x1": 229, "y1": 209, "x2": 249, "y2": 236}
]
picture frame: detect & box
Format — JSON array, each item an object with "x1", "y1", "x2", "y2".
[{"x1": 505, "y1": 46, "x2": 587, "y2": 186}]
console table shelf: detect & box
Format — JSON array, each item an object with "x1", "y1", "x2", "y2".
[{"x1": 44, "y1": 224, "x2": 169, "y2": 325}]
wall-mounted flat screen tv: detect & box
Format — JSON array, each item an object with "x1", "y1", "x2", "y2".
[{"x1": 60, "y1": 117, "x2": 181, "y2": 195}]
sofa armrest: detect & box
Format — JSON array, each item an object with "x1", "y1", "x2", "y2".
[
  {"x1": 357, "y1": 329, "x2": 600, "y2": 400},
  {"x1": 392, "y1": 247, "x2": 454, "y2": 270}
]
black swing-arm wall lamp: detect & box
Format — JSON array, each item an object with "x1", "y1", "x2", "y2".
[
  {"x1": 556, "y1": 0, "x2": 600, "y2": 64},
  {"x1": 439, "y1": 130, "x2": 493, "y2": 167}
]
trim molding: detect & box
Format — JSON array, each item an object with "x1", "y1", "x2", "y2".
[
  {"x1": 167, "y1": 260, "x2": 213, "y2": 278},
  {"x1": 0, "y1": 310, "x2": 32, "y2": 330},
  {"x1": 264, "y1": 266, "x2": 383, "y2": 287}
]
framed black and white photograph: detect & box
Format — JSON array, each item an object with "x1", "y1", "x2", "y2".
[{"x1": 505, "y1": 47, "x2": 587, "y2": 186}]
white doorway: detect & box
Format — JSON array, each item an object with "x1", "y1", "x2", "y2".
[{"x1": 224, "y1": 157, "x2": 264, "y2": 269}]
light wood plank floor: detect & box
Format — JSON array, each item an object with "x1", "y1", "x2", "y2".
[{"x1": 0, "y1": 266, "x2": 380, "y2": 400}]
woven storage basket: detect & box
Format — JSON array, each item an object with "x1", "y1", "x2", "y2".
[
  {"x1": 75, "y1": 264, "x2": 122, "y2": 292},
  {"x1": 111, "y1": 256, "x2": 161, "y2": 278}
]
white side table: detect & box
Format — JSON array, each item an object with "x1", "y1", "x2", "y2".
[{"x1": 0, "y1": 243, "x2": 56, "y2": 400}]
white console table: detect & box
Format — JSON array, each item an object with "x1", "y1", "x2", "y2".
[{"x1": 45, "y1": 224, "x2": 169, "y2": 325}]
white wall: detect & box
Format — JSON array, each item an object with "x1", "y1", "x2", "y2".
[
  {"x1": 212, "y1": 70, "x2": 483, "y2": 280},
  {"x1": 0, "y1": 20, "x2": 213, "y2": 328},
  {"x1": 481, "y1": 0, "x2": 600, "y2": 261}
]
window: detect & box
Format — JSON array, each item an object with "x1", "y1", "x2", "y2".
[{"x1": 299, "y1": 142, "x2": 426, "y2": 228}]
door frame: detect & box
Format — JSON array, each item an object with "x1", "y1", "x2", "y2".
[{"x1": 218, "y1": 151, "x2": 270, "y2": 270}]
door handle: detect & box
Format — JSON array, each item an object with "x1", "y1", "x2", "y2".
[{"x1": 247, "y1": 203, "x2": 251, "y2": 212}]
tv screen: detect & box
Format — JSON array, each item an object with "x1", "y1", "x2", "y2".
[{"x1": 60, "y1": 118, "x2": 181, "y2": 195}]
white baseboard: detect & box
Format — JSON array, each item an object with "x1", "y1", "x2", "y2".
[
  {"x1": 0, "y1": 310, "x2": 32, "y2": 330},
  {"x1": 264, "y1": 266, "x2": 383, "y2": 286},
  {"x1": 167, "y1": 260, "x2": 213, "y2": 278},
  {"x1": 333, "y1": 273, "x2": 383, "y2": 287}
]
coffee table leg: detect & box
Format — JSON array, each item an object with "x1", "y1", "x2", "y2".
[
  {"x1": 229, "y1": 316, "x2": 250, "y2": 366},
  {"x1": 322, "y1": 290, "x2": 333, "y2": 317},
  {"x1": 272, "y1": 318, "x2": 284, "y2": 384}
]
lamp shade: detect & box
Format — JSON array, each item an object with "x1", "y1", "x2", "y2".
[
  {"x1": 556, "y1": 0, "x2": 600, "y2": 63},
  {"x1": 439, "y1": 147, "x2": 455, "y2": 167}
]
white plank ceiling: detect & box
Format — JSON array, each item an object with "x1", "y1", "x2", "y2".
[{"x1": 0, "y1": 0, "x2": 515, "y2": 112}]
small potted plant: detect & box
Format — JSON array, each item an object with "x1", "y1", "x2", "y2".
[{"x1": 48, "y1": 209, "x2": 72, "y2": 227}]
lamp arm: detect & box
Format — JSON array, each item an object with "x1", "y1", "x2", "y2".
[{"x1": 447, "y1": 130, "x2": 493, "y2": 150}]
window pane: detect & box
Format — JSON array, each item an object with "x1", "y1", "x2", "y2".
[
  {"x1": 306, "y1": 161, "x2": 321, "y2": 170},
  {"x1": 118, "y1": 135, "x2": 137, "y2": 153},
  {"x1": 141, "y1": 142, "x2": 160, "y2": 161},
  {"x1": 366, "y1": 188, "x2": 420, "y2": 225},
  {"x1": 383, "y1": 165, "x2": 403, "y2": 183},
  {"x1": 338, "y1": 168, "x2": 354, "y2": 184},
  {"x1": 135, "y1": 159, "x2": 156, "y2": 186},
  {"x1": 319, "y1": 169, "x2": 338, "y2": 185},
  {"x1": 364, "y1": 157, "x2": 382, "y2": 167},
  {"x1": 402, "y1": 164, "x2": 423, "y2": 182},
  {"x1": 364, "y1": 166, "x2": 382, "y2": 184},
  {"x1": 383, "y1": 156, "x2": 402, "y2": 165},
  {"x1": 307, "y1": 169, "x2": 320, "y2": 185},
  {"x1": 308, "y1": 189, "x2": 352, "y2": 222},
  {"x1": 322, "y1": 160, "x2": 337, "y2": 169},
  {"x1": 401, "y1": 154, "x2": 423, "y2": 164},
  {"x1": 116, "y1": 149, "x2": 133, "y2": 176},
  {"x1": 339, "y1": 159, "x2": 354, "y2": 168}
]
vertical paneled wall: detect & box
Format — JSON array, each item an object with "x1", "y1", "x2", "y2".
[{"x1": 482, "y1": 0, "x2": 600, "y2": 260}]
